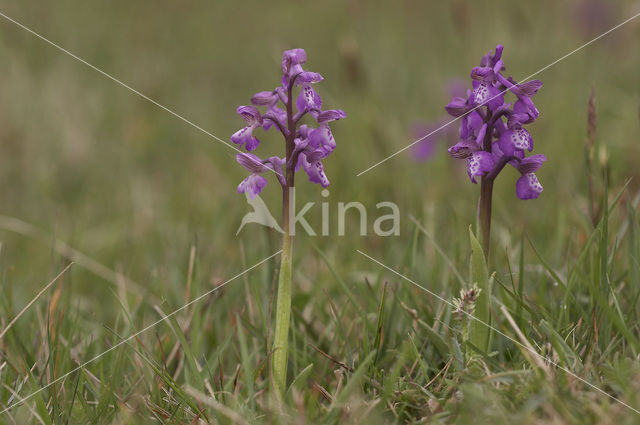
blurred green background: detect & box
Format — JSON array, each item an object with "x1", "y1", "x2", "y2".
[{"x1": 0, "y1": 0, "x2": 638, "y2": 310}]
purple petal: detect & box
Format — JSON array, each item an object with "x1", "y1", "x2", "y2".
[
  {"x1": 308, "y1": 124, "x2": 336, "y2": 152},
  {"x1": 445, "y1": 97, "x2": 468, "y2": 117},
  {"x1": 267, "y1": 156, "x2": 286, "y2": 186},
  {"x1": 480, "y1": 45, "x2": 504, "y2": 68},
  {"x1": 305, "y1": 148, "x2": 329, "y2": 163},
  {"x1": 471, "y1": 81, "x2": 504, "y2": 110},
  {"x1": 296, "y1": 85, "x2": 322, "y2": 111},
  {"x1": 302, "y1": 157, "x2": 330, "y2": 187},
  {"x1": 516, "y1": 80, "x2": 543, "y2": 97},
  {"x1": 497, "y1": 127, "x2": 532, "y2": 156},
  {"x1": 517, "y1": 154, "x2": 547, "y2": 174},
  {"x1": 493, "y1": 45, "x2": 504, "y2": 62},
  {"x1": 470, "y1": 67, "x2": 494, "y2": 81},
  {"x1": 516, "y1": 173, "x2": 543, "y2": 200},
  {"x1": 231, "y1": 126, "x2": 260, "y2": 151},
  {"x1": 467, "y1": 151, "x2": 494, "y2": 183},
  {"x1": 263, "y1": 105, "x2": 287, "y2": 131},
  {"x1": 297, "y1": 71, "x2": 324, "y2": 84},
  {"x1": 512, "y1": 98, "x2": 539, "y2": 124},
  {"x1": 236, "y1": 153, "x2": 269, "y2": 174},
  {"x1": 238, "y1": 174, "x2": 267, "y2": 199},
  {"x1": 251, "y1": 91, "x2": 278, "y2": 106},
  {"x1": 317, "y1": 109, "x2": 346, "y2": 123},
  {"x1": 281, "y1": 48, "x2": 307, "y2": 74},
  {"x1": 460, "y1": 110, "x2": 484, "y2": 139},
  {"x1": 296, "y1": 124, "x2": 312, "y2": 139},
  {"x1": 492, "y1": 59, "x2": 504, "y2": 75},
  {"x1": 236, "y1": 105, "x2": 263, "y2": 126},
  {"x1": 448, "y1": 139, "x2": 479, "y2": 159}
]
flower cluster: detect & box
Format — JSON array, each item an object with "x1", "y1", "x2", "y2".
[
  {"x1": 232, "y1": 48, "x2": 346, "y2": 199},
  {"x1": 446, "y1": 45, "x2": 546, "y2": 200}
]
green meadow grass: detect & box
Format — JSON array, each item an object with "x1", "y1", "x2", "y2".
[{"x1": 1, "y1": 0, "x2": 640, "y2": 423}]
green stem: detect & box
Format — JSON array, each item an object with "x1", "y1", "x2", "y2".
[
  {"x1": 272, "y1": 78, "x2": 296, "y2": 399},
  {"x1": 272, "y1": 219, "x2": 292, "y2": 397},
  {"x1": 478, "y1": 176, "x2": 493, "y2": 260}
]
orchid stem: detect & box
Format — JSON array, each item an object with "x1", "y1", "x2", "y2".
[
  {"x1": 272, "y1": 197, "x2": 292, "y2": 398},
  {"x1": 272, "y1": 81, "x2": 296, "y2": 400},
  {"x1": 478, "y1": 177, "x2": 493, "y2": 261}
]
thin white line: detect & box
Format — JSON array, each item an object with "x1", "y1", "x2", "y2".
[
  {"x1": 356, "y1": 249, "x2": 640, "y2": 415},
  {"x1": 0, "y1": 10, "x2": 282, "y2": 178},
  {"x1": 0, "y1": 250, "x2": 281, "y2": 415},
  {"x1": 356, "y1": 10, "x2": 640, "y2": 177},
  {"x1": 0, "y1": 263, "x2": 73, "y2": 340}
]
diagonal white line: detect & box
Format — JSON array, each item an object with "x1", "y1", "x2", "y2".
[
  {"x1": 0, "y1": 10, "x2": 282, "y2": 178},
  {"x1": 0, "y1": 263, "x2": 73, "y2": 341},
  {"x1": 356, "y1": 10, "x2": 640, "y2": 177},
  {"x1": 0, "y1": 250, "x2": 281, "y2": 416},
  {"x1": 357, "y1": 249, "x2": 640, "y2": 415}
]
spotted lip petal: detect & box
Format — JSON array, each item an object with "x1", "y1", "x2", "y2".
[
  {"x1": 466, "y1": 151, "x2": 495, "y2": 183},
  {"x1": 237, "y1": 174, "x2": 268, "y2": 199},
  {"x1": 296, "y1": 85, "x2": 322, "y2": 111},
  {"x1": 471, "y1": 80, "x2": 504, "y2": 110},
  {"x1": 497, "y1": 127, "x2": 532, "y2": 156},
  {"x1": 516, "y1": 173, "x2": 543, "y2": 199},
  {"x1": 308, "y1": 124, "x2": 336, "y2": 153},
  {"x1": 301, "y1": 154, "x2": 330, "y2": 187},
  {"x1": 231, "y1": 126, "x2": 260, "y2": 151}
]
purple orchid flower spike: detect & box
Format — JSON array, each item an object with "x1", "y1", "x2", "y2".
[
  {"x1": 444, "y1": 45, "x2": 544, "y2": 255},
  {"x1": 231, "y1": 48, "x2": 345, "y2": 399}
]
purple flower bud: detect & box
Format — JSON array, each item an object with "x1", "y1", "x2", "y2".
[
  {"x1": 516, "y1": 154, "x2": 546, "y2": 174},
  {"x1": 297, "y1": 71, "x2": 324, "y2": 84},
  {"x1": 237, "y1": 105, "x2": 263, "y2": 126},
  {"x1": 445, "y1": 97, "x2": 469, "y2": 117},
  {"x1": 281, "y1": 49, "x2": 307, "y2": 74},
  {"x1": 251, "y1": 91, "x2": 279, "y2": 106},
  {"x1": 448, "y1": 139, "x2": 479, "y2": 159},
  {"x1": 317, "y1": 109, "x2": 346, "y2": 123},
  {"x1": 236, "y1": 153, "x2": 270, "y2": 174}
]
